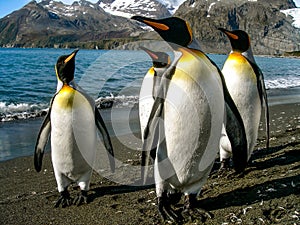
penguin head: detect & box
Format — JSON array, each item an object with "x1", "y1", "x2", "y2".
[
  {"x1": 218, "y1": 28, "x2": 250, "y2": 53},
  {"x1": 55, "y1": 49, "x2": 79, "y2": 84},
  {"x1": 140, "y1": 46, "x2": 170, "y2": 68},
  {"x1": 132, "y1": 16, "x2": 193, "y2": 48}
]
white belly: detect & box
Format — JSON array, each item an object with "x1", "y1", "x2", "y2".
[
  {"x1": 222, "y1": 59, "x2": 261, "y2": 157},
  {"x1": 139, "y1": 71, "x2": 155, "y2": 140},
  {"x1": 156, "y1": 53, "x2": 224, "y2": 191},
  {"x1": 50, "y1": 89, "x2": 97, "y2": 182}
]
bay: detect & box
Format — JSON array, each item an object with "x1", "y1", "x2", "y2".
[{"x1": 0, "y1": 48, "x2": 299, "y2": 161}]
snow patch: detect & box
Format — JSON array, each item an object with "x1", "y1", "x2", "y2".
[
  {"x1": 207, "y1": 2, "x2": 216, "y2": 17},
  {"x1": 99, "y1": 0, "x2": 161, "y2": 18},
  {"x1": 281, "y1": 8, "x2": 300, "y2": 29}
]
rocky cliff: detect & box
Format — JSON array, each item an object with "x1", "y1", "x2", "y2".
[
  {"x1": 0, "y1": 0, "x2": 299, "y2": 55},
  {"x1": 174, "y1": 0, "x2": 300, "y2": 55}
]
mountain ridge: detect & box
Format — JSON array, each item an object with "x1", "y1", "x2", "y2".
[
  {"x1": 0, "y1": 0, "x2": 299, "y2": 55},
  {"x1": 174, "y1": 0, "x2": 300, "y2": 55}
]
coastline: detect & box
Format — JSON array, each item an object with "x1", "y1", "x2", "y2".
[{"x1": 0, "y1": 100, "x2": 299, "y2": 224}]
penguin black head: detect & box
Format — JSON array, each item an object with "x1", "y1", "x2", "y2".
[
  {"x1": 55, "y1": 49, "x2": 79, "y2": 84},
  {"x1": 132, "y1": 16, "x2": 193, "y2": 48},
  {"x1": 218, "y1": 28, "x2": 250, "y2": 53},
  {"x1": 140, "y1": 46, "x2": 170, "y2": 68}
]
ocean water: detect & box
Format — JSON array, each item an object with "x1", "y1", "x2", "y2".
[
  {"x1": 0, "y1": 48, "x2": 300, "y2": 121},
  {"x1": 0, "y1": 48, "x2": 299, "y2": 161}
]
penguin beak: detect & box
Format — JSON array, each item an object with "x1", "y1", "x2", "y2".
[
  {"x1": 140, "y1": 46, "x2": 159, "y2": 61},
  {"x1": 64, "y1": 49, "x2": 79, "y2": 64},
  {"x1": 131, "y1": 16, "x2": 169, "y2": 31},
  {"x1": 218, "y1": 28, "x2": 239, "y2": 40}
]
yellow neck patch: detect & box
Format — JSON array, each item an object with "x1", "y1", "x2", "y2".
[{"x1": 55, "y1": 85, "x2": 76, "y2": 109}]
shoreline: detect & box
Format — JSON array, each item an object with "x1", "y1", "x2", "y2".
[
  {"x1": 0, "y1": 100, "x2": 299, "y2": 162},
  {"x1": 0, "y1": 101, "x2": 299, "y2": 224},
  {"x1": 1, "y1": 47, "x2": 300, "y2": 58}
]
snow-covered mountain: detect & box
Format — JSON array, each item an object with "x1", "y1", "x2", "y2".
[
  {"x1": 40, "y1": 0, "x2": 105, "y2": 18},
  {"x1": 98, "y1": 0, "x2": 171, "y2": 18},
  {"x1": 97, "y1": 0, "x2": 300, "y2": 30},
  {"x1": 281, "y1": 8, "x2": 300, "y2": 29},
  {"x1": 1, "y1": 0, "x2": 300, "y2": 54},
  {"x1": 156, "y1": 0, "x2": 186, "y2": 14}
]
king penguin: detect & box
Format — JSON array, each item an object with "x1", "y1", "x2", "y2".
[
  {"x1": 34, "y1": 49, "x2": 115, "y2": 207},
  {"x1": 218, "y1": 28, "x2": 269, "y2": 169},
  {"x1": 132, "y1": 16, "x2": 247, "y2": 222},
  {"x1": 139, "y1": 47, "x2": 171, "y2": 162}
]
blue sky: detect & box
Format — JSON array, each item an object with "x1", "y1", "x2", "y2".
[{"x1": 0, "y1": 0, "x2": 300, "y2": 19}]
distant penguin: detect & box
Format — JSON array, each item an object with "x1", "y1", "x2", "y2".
[
  {"x1": 139, "y1": 47, "x2": 171, "y2": 161},
  {"x1": 34, "y1": 49, "x2": 115, "y2": 207},
  {"x1": 218, "y1": 28, "x2": 269, "y2": 168},
  {"x1": 132, "y1": 16, "x2": 247, "y2": 222}
]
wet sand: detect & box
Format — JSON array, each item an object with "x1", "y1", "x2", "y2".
[{"x1": 0, "y1": 102, "x2": 299, "y2": 224}]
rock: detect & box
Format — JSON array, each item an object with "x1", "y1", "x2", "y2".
[{"x1": 174, "y1": 0, "x2": 300, "y2": 55}]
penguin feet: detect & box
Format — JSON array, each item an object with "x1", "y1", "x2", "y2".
[
  {"x1": 54, "y1": 189, "x2": 72, "y2": 208},
  {"x1": 181, "y1": 194, "x2": 212, "y2": 223},
  {"x1": 167, "y1": 190, "x2": 182, "y2": 206},
  {"x1": 220, "y1": 158, "x2": 231, "y2": 170},
  {"x1": 157, "y1": 192, "x2": 182, "y2": 223},
  {"x1": 73, "y1": 190, "x2": 88, "y2": 206}
]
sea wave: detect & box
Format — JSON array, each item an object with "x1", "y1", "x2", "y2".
[
  {"x1": 95, "y1": 95, "x2": 139, "y2": 109},
  {"x1": 265, "y1": 77, "x2": 300, "y2": 89},
  {"x1": 1, "y1": 79, "x2": 299, "y2": 122},
  {"x1": 0, "y1": 102, "x2": 49, "y2": 122},
  {"x1": 0, "y1": 95, "x2": 140, "y2": 122}
]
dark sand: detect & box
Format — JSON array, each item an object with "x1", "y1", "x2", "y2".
[{"x1": 0, "y1": 103, "x2": 299, "y2": 225}]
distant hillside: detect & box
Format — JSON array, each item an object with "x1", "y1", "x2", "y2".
[
  {"x1": 0, "y1": 0, "x2": 299, "y2": 55},
  {"x1": 173, "y1": 0, "x2": 300, "y2": 55},
  {"x1": 0, "y1": 0, "x2": 143, "y2": 49}
]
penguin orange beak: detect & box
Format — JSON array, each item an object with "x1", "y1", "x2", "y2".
[
  {"x1": 64, "y1": 49, "x2": 79, "y2": 63},
  {"x1": 218, "y1": 28, "x2": 239, "y2": 40},
  {"x1": 131, "y1": 16, "x2": 169, "y2": 31},
  {"x1": 140, "y1": 46, "x2": 159, "y2": 61}
]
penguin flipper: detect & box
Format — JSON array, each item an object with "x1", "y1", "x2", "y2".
[
  {"x1": 34, "y1": 108, "x2": 51, "y2": 172},
  {"x1": 223, "y1": 82, "x2": 248, "y2": 172},
  {"x1": 205, "y1": 55, "x2": 248, "y2": 172},
  {"x1": 95, "y1": 107, "x2": 115, "y2": 173},
  {"x1": 141, "y1": 51, "x2": 182, "y2": 184},
  {"x1": 142, "y1": 98, "x2": 164, "y2": 184},
  {"x1": 249, "y1": 62, "x2": 270, "y2": 150},
  {"x1": 224, "y1": 102, "x2": 248, "y2": 173}
]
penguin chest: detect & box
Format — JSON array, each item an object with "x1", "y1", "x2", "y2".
[
  {"x1": 222, "y1": 53, "x2": 262, "y2": 151},
  {"x1": 159, "y1": 51, "x2": 224, "y2": 184},
  {"x1": 50, "y1": 86, "x2": 97, "y2": 175},
  {"x1": 222, "y1": 53, "x2": 259, "y2": 104},
  {"x1": 139, "y1": 69, "x2": 155, "y2": 139}
]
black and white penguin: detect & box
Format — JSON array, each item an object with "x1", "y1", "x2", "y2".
[
  {"x1": 132, "y1": 16, "x2": 247, "y2": 222},
  {"x1": 139, "y1": 47, "x2": 171, "y2": 163},
  {"x1": 34, "y1": 49, "x2": 115, "y2": 207},
  {"x1": 218, "y1": 28, "x2": 269, "y2": 168}
]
